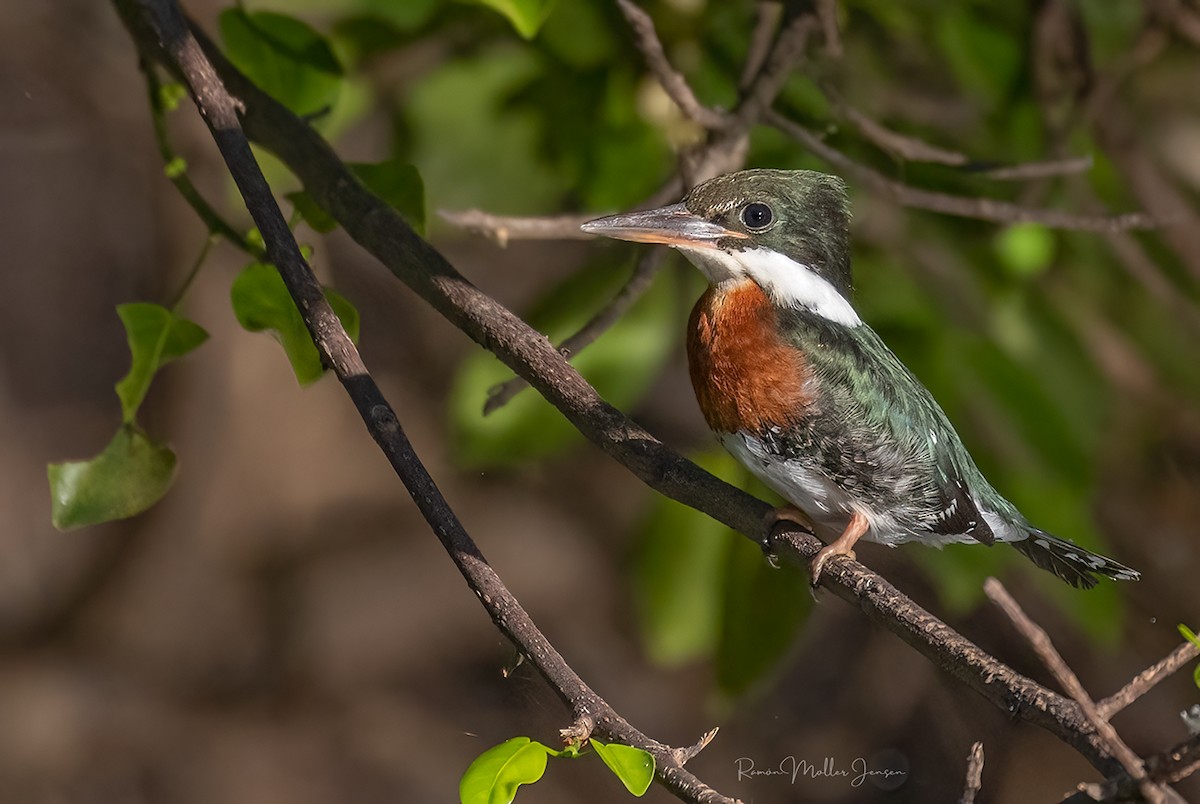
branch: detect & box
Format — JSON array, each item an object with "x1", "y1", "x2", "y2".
[
  {"x1": 483, "y1": 248, "x2": 669, "y2": 414},
  {"x1": 1063, "y1": 734, "x2": 1200, "y2": 804},
  {"x1": 436, "y1": 209, "x2": 595, "y2": 245},
  {"x1": 615, "y1": 0, "x2": 728, "y2": 129},
  {"x1": 118, "y1": 2, "x2": 1188, "y2": 794},
  {"x1": 1097, "y1": 640, "x2": 1200, "y2": 721},
  {"x1": 959, "y1": 742, "x2": 985, "y2": 804},
  {"x1": 984, "y1": 579, "x2": 1176, "y2": 804},
  {"x1": 767, "y1": 111, "x2": 1159, "y2": 232},
  {"x1": 769, "y1": 527, "x2": 1113, "y2": 770},
  {"x1": 114, "y1": 3, "x2": 737, "y2": 802}
]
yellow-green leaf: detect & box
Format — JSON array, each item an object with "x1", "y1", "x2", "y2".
[
  {"x1": 230, "y1": 262, "x2": 359, "y2": 386},
  {"x1": 459, "y1": 737, "x2": 552, "y2": 804},
  {"x1": 590, "y1": 740, "x2": 654, "y2": 796},
  {"x1": 114, "y1": 303, "x2": 209, "y2": 424},
  {"x1": 49, "y1": 425, "x2": 177, "y2": 530},
  {"x1": 472, "y1": 0, "x2": 556, "y2": 39}
]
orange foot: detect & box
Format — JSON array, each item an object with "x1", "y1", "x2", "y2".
[{"x1": 809, "y1": 511, "x2": 869, "y2": 586}]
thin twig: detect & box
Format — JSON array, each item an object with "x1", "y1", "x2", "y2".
[
  {"x1": 959, "y1": 742, "x2": 985, "y2": 804},
  {"x1": 841, "y1": 103, "x2": 970, "y2": 165},
  {"x1": 983, "y1": 579, "x2": 1173, "y2": 804},
  {"x1": 437, "y1": 209, "x2": 594, "y2": 245},
  {"x1": 168, "y1": 233, "x2": 215, "y2": 310},
  {"x1": 116, "y1": 4, "x2": 738, "y2": 803},
  {"x1": 768, "y1": 111, "x2": 1159, "y2": 232},
  {"x1": 1061, "y1": 733, "x2": 1200, "y2": 803},
  {"x1": 814, "y1": 0, "x2": 842, "y2": 57},
  {"x1": 142, "y1": 61, "x2": 260, "y2": 256},
  {"x1": 739, "y1": 2, "x2": 783, "y2": 89},
  {"x1": 615, "y1": 0, "x2": 728, "y2": 129},
  {"x1": 732, "y1": 10, "x2": 815, "y2": 127},
  {"x1": 975, "y1": 155, "x2": 1094, "y2": 181},
  {"x1": 484, "y1": 248, "x2": 669, "y2": 414},
  {"x1": 1097, "y1": 641, "x2": 1200, "y2": 721}
]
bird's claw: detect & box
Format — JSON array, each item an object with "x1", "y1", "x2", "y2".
[{"x1": 809, "y1": 545, "x2": 856, "y2": 587}]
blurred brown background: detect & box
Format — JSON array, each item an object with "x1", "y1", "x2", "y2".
[{"x1": 3, "y1": 1, "x2": 1199, "y2": 802}]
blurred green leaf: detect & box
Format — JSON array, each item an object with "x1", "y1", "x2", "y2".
[
  {"x1": 450, "y1": 259, "x2": 675, "y2": 467},
  {"x1": 289, "y1": 159, "x2": 424, "y2": 234},
  {"x1": 114, "y1": 303, "x2": 209, "y2": 424},
  {"x1": 934, "y1": 7, "x2": 1020, "y2": 107},
  {"x1": 219, "y1": 9, "x2": 343, "y2": 116},
  {"x1": 1179, "y1": 624, "x2": 1200, "y2": 689},
  {"x1": 539, "y1": 0, "x2": 616, "y2": 68},
  {"x1": 995, "y1": 224, "x2": 1055, "y2": 279},
  {"x1": 633, "y1": 449, "x2": 811, "y2": 696},
  {"x1": 632, "y1": 451, "x2": 739, "y2": 666},
  {"x1": 288, "y1": 189, "x2": 339, "y2": 233},
  {"x1": 49, "y1": 425, "x2": 177, "y2": 531},
  {"x1": 406, "y1": 48, "x2": 564, "y2": 213},
  {"x1": 915, "y1": 544, "x2": 1009, "y2": 615},
  {"x1": 590, "y1": 740, "x2": 654, "y2": 796},
  {"x1": 352, "y1": 159, "x2": 426, "y2": 234},
  {"x1": 230, "y1": 262, "x2": 360, "y2": 386},
  {"x1": 459, "y1": 737, "x2": 551, "y2": 804},
  {"x1": 715, "y1": 526, "x2": 810, "y2": 697},
  {"x1": 472, "y1": 0, "x2": 557, "y2": 40}
]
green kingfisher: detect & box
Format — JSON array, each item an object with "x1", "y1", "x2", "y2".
[{"x1": 581, "y1": 169, "x2": 1140, "y2": 589}]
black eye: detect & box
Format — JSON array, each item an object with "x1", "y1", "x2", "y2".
[{"x1": 741, "y1": 202, "x2": 774, "y2": 230}]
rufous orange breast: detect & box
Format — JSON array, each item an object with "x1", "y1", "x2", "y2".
[{"x1": 686, "y1": 279, "x2": 814, "y2": 436}]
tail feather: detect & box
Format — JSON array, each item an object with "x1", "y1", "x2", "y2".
[{"x1": 1011, "y1": 528, "x2": 1140, "y2": 589}]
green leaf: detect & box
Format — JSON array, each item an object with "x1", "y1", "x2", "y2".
[
  {"x1": 219, "y1": 9, "x2": 343, "y2": 116},
  {"x1": 472, "y1": 0, "x2": 556, "y2": 39},
  {"x1": 590, "y1": 740, "x2": 654, "y2": 796},
  {"x1": 715, "y1": 526, "x2": 811, "y2": 697},
  {"x1": 114, "y1": 303, "x2": 209, "y2": 424},
  {"x1": 633, "y1": 449, "x2": 812, "y2": 695},
  {"x1": 287, "y1": 161, "x2": 424, "y2": 234},
  {"x1": 49, "y1": 425, "x2": 178, "y2": 530},
  {"x1": 995, "y1": 224, "x2": 1055, "y2": 279},
  {"x1": 450, "y1": 260, "x2": 675, "y2": 467},
  {"x1": 230, "y1": 262, "x2": 360, "y2": 386},
  {"x1": 288, "y1": 189, "x2": 339, "y2": 233},
  {"x1": 351, "y1": 160, "x2": 426, "y2": 234},
  {"x1": 633, "y1": 451, "x2": 740, "y2": 666},
  {"x1": 459, "y1": 737, "x2": 552, "y2": 804}
]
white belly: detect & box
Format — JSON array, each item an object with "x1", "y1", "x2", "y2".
[{"x1": 719, "y1": 431, "x2": 1015, "y2": 548}]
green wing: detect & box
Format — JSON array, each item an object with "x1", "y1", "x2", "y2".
[{"x1": 781, "y1": 308, "x2": 1005, "y2": 543}]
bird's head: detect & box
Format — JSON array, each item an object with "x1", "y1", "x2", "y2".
[{"x1": 581, "y1": 169, "x2": 858, "y2": 326}]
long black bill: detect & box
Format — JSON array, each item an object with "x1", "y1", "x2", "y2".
[{"x1": 580, "y1": 202, "x2": 744, "y2": 246}]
